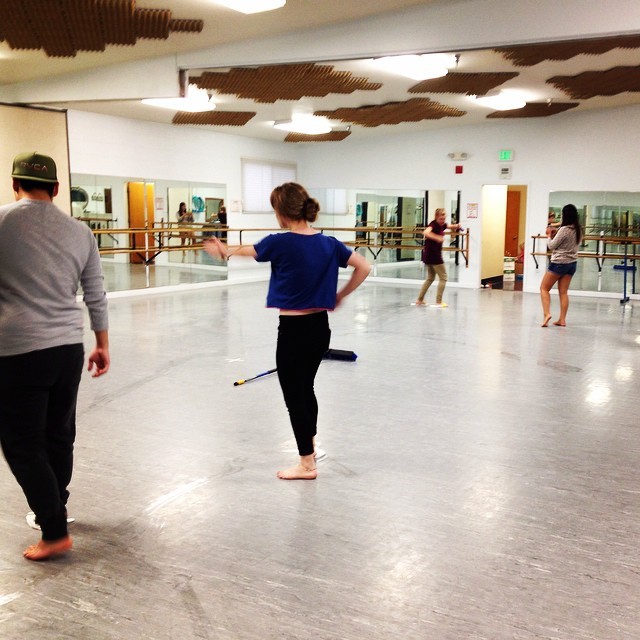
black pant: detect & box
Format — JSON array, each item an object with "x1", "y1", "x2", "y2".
[
  {"x1": 276, "y1": 312, "x2": 331, "y2": 457},
  {"x1": 0, "y1": 344, "x2": 83, "y2": 540}
]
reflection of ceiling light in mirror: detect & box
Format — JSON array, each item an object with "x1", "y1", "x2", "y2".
[
  {"x1": 273, "y1": 115, "x2": 332, "y2": 135},
  {"x1": 141, "y1": 85, "x2": 216, "y2": 112},
  {"x1": 370, "y1": 54, "x2": 456, "y2": 80},
  {"x1": 473, "y1": 90, "x2": 527, "y2": 111},
  {"x1": 214, "y1": 0, "x2": 285, "y2": 13}
]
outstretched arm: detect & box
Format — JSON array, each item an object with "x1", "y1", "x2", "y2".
[
  {"x1": 335, "y1": 251, "x2": 371, "y2": 307},
  {"x1": 203, "y1": 236, "x2": 257, "y2": 260}
]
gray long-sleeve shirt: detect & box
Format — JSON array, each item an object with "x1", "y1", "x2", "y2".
[
  {"x1": 0, "y1": 198, "x2": 108, "y2": 356},
  {"x1": 547, "y1": 225, "x2": 579, "y2": 264}
]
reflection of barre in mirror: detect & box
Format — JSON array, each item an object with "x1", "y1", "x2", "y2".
[
  {"x1": 90, "y1": 225, "x2": 469, "y2": 265},
  {"x1": 233, "y1": 349, "x2": 357, "y2": 386},
  {"x1": 531, "y1": 233, "x2": 640, "y2": 301}
]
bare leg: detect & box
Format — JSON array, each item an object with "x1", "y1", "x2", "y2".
[
  {"x1": 554, "y1": 274, "x2": 572, "y2": 326},
  {"x1": 277, "y1": 454, "x2": 317, "y2": 480},
  {"x1": 540, "y1": 271, "x2": 560, "y2": 327}
]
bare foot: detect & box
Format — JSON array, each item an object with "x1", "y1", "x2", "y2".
[
  {"x1": 541, "y1": 314, "x2": 552, "y2": 327},
  {"x1": 414, "y1": 300, "x2": 426, "y2": 306},
  {"x1": 23, "y1": 536, "x2": 72, "y2": 561},
  {"x1": 553, "y1": 320, "x2": 566, "y2": 327},
  {"x1": 276, "y1": 465, "x2": 317, "y2": 480}
]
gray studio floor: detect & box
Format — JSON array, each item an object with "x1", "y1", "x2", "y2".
[{"x1": 1, "y1": 279, "x2": 639, "y2": 640}]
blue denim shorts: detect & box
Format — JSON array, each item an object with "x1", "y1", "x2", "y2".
[{"x1": 548, "y1": 261, "x2": 577, "y2": 276}]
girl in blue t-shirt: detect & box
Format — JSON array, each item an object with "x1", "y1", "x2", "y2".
[{"x1": 204, "y1": 183, "x2": 370, "y2": 480}]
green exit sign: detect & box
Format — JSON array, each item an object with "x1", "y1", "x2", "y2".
[{"x1": 499, "y1": 149, "x2": 514, "y2": 162}]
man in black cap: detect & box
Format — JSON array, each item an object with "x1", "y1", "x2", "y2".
[{"x1": 0, "y1": 152, "x2": 110, "y2": 561}]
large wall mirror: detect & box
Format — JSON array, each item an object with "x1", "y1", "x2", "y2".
[
  {"x1": 548, "y1": 191, "x2": 640, "y2": 296},
  {"x1": 72, "y1": 174, "x2": 227, "y2": 293},
  {"x1": 310, "y1": 188, "x2": 462, "y2": 281}
]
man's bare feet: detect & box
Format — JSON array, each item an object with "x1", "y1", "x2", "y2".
[
  {"x1": 276, "y1": 464, "x2": 317, "y2": 480},
  {"x1": 414, "y1": 300, "x2": 426, "y2": 306},
  {"x1": 23, "y1": 536, "x2": 72, "y2": 561},
  {"x1": 553, "y1": 320, "x2": 566, "y2": 326},
  {"x1": 541, "y1": 314, "x2": 552, "y2": 327}
]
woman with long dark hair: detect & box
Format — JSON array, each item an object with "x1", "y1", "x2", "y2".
[
  {"x1": 204, "y1": 183, "x2": 370, "y2": 479},
  {"x1": 540, "y1": 203, "x2": 582, "y2": 327}
]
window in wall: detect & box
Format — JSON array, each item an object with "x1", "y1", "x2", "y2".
[{"x1": 242, "y1": 159, "x2": 296, "y2": 212}]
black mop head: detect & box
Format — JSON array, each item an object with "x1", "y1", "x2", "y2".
[{"x1": 323, "y1": 348, "x2": 357, "y2": 361}]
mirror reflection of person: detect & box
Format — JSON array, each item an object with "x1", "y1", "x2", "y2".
[
  {"x1": 217, "y1": 203, "x2": 227, "y2": 241},
  {"x1": 177, "y1": 201, "x2": 195, "y2": 256},
  {"x1": 546, "y1": 211, "x2": 560, "y2": 239}
]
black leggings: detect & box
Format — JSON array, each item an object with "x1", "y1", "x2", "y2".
[{"x1": 276, "y1": 312, "x2": 331, "y2": 457}]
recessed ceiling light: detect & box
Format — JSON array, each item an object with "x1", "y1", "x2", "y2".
[
  {"x1": 273, "y1": 115, "x2": 332, "y2": 135},
  {"x1": 214, "y1": 0, "x2": 286, "y2": 14},
  {"x1": 142, "y1": 85, "x2": 216, "y2": 112},
  {"x1": 370, "y1": 54, "x2": 456, "y2": 81},
  {"x1": 473, "y1": 90, "x2": 527, "y2": 111}
]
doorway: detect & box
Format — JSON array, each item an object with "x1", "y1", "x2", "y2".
[
  {"x1": 127, "y1": 181, "x2": 155, "y2": 264},
  {"x1": 480, "y1": 184, "x2": 528, "y2": 289}
]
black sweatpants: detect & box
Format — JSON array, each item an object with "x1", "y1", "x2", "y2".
[
  {"x1": 276, "y1": 312, "x2": 331, "y2": 457},
  {"x1": 0, "y1": 344, "x2": 83, "y2": 541}
]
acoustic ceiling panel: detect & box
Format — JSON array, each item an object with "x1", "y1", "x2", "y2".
[
  {"x1": 486, "y1": 102, "x2": 579, "y2": 118},
  {"x1": 409, "y1": 72, "x2": 519, "y2": 95},
  {"x1": 547, "y1": 66, "x2": 640, "y2": 99},
  {"x1": 134, "y1": 8, "x2": 172, "y2": 40},
  {"x1": 315, "y1": 98, "x2": 466, "y2": 127},
  {"x1": 172, "y1": 111, "x2": 257, "y2": 126},
  {"x1": 496, "y1": 34, "x2": 640, "y2": 66},
  {"x1": 0, "y1": 0, "x2": 203, "y2": 57},
  {"x1": 99, "y1": 0, "x2": 136, "y2": 46},
  {"x1": 192, "y1": 64, "x2": 382, "y2": 103},
  {"x1": 284, "y1": 131, "x2": 352, "y2": 143}
]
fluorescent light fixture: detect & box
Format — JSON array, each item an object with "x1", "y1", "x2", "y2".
[
  {"x1": 273, "y1": 115, "x2": 332, "y2": 135},
  {"x1": 370, "y1": 54, "x2": 456, "y2": 81},
  {"x1": 214, "y1": 0, "x2": 285, "y2": 14},
  {"x1": 142, "y1": 85, "x2": 216, "y2": 112},
  {"x1": 473, "y1": 90, "x2": 527, "y2": 111}
]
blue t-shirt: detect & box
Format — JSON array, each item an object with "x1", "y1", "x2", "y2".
[{"x1": 254, "y1": 232, "x2": 352, "y2": 310}]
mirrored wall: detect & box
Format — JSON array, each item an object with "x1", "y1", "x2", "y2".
[
  {"x1": 309, "y1": 187, "x2": 462, "y2": 281},
  {"x1": 549, "y1": 191, "x2": 640, "y2": 296},
  {"x1": 72, "y1": 174, "x2": 227, "y2": 292}
]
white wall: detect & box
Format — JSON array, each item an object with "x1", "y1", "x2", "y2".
[
  {"x1": 296, "y1": 104, "x2": 640, "y2": 292},
  {"x1": 67, "y1": 110, "x2": 298, "y2": 233},
  {"x1": 67, "y1": 104, "x2": 640, "y2": 294}
]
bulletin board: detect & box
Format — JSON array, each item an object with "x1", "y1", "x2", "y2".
[{"x1": 0, "y1": 103, "x2": 70, "y2": 213}]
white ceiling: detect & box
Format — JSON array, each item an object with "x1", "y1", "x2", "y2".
[{"x1": 2, "y1": 0, "x2": 640, "y2": 143}]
